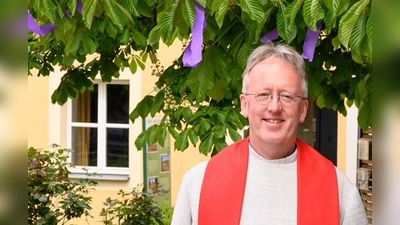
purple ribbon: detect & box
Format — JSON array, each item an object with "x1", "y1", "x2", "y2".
[
  {"x1": 28, "y1": 10, "x2": 57, "y2": 36},
  {"x1": 182, "y1": 3, "x2": 207, "y2": 68},
  {"x1": 29, "y1": 0, "x2": 83, "y2": 36},
  {"x1": 260, "y1": 28, "x2": 279, "y2": 43},
  {"x1": 302, "y1": 23, "x2": 322, "y2": 62}
]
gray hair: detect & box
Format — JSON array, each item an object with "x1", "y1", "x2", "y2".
[{"x1": 242, "y1": 43, "x2": 308, "y2": 97}]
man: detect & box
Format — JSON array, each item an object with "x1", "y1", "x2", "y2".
[{"x1": 171, "y1": 43, "x2": 368, "y2": 225}]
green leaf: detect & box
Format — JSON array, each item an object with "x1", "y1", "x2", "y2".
[
  {"x1": 61, "y1": 17, "x2": 74, "y2": 34},
  {"x1": 148, "y1": 25, "x2": 160, "y2": 48},
  {"x1": 212, "y1": 0, "x2": 230, "y2": 28},
  {"x1": 331, "y1": 36, "x2": 340, "y2": 49},
  {"x1": 316, "y1": 95, "x2": 325, "y2": 108},
  {"x1": 135, "y1": 56, "x2": 146, "y2": 70},
  {"x1": 168, "y1": 127, "x2": 180, "y2": 140},
  {"x1": 228, "y1": 127, "x2": 242, "y2": 141},
  {"x1": 130, "y1": 95, "x2": 153, "y2": 120},
  {"x1": 83, "y1": 0, "x2": 99, "y2": 29},
  {"x1": 175, "y1": 129, "x2": 189, "y2": 150},
  {"x1": 357, "y1": 96, "x2": 371, "y2": 131},
  {"x1": 214, "y1": 139, "x2": 228, "y2": 152},
  {"x1": 67, "y1": 0, "x2": 77, "y2": 17},
  {"x1": 104, "y1": 0, "x2": 125, "y2": 29},
  {"x1": 198, "y1": 118, "x2": 211, "y2": 133},
  {"x1": 286, "y1": 0, "x2": 305, "y2": 24},
  {"x1": 43, "y1": 0, "x2": 57, "y2": 23},
  {"x1": 277, "y1": 2, "x2": 297, "y2": 43},
  {"x1": 147, "y1": 125, "x2": 159, "y2": 144},
  {"x1": 323, "y1": 0, "x2": 349, "y2": 17},
  {"x1": 136, "y1": 1, "x2": 153, "y2": 17},
  {"x1": 65, "y1": 32, "x2": 82, "y2": 56},
  {"x1": 324, "y1": 11, "x2": 336, "y2": 33},
  {"x1": 308, "y1": 73, "x2": 324, "y2": 96},
  {"x1": 338, "y1": 0, "x2": 369, "y2": 49},
  {"x1": 207, "y1": 79, "x2": 228, "y2": 101},
  {"x1": 121, "y1": 0, "x2": 139, "y2": 16},
  {"x1": 129, "y1": 58, "x2": 137, "y2": 74},
  {"x1": 239, "y1": 0, "x2": 264, "y2": 22},
  {"x1": 188, "y1": 129, "x2": 199, "y2": 146},
  {"x1": 82, "y1": 36, "x2": 97, "y2": 54},
  {"x1": 100, "y1": 61, "x2": 119, "y2": 81},
  {"x1": 135, "y1": 131, "x2": 146, "y2": 150},
  {"x1": 349, "y1": 9, "x2": 367, "y2": 54},
  {"x1": 237, "y1": 41, "x2": 251, "y2": 69},
  {"x1": 196, "y1": 0, "x2": 206, "y2": 7},
  {"x1": 120, "y1": 29, "x2": 130, "y2": 44},
  {"x1": 59, "y1": 84, "x2": 69, "y2": 105},
  {"x1": 182, "y1": 0, "x2": 195, "y2": 28},
  {"x1": 151, "y1": 91, "x2": 165, "y2": 117},
  {"x1": 157, "y1": 125, "x2": 167, "y2": 147},
  {"x1": 302, "y1": 0, "x2": 325, "y2": 30},
  {"x1": 366, "y1": 12, "x2": 372, "y2": 52},
  {"x1": 199, "y1": 134, "x2": 214, "y2": 155},
  {"x1": 132, "y1": 29, "x2": 148, "y2": 48},
  {"x1": 214, "y1": 124, "x2": 227, "y2": 139},
  {"x1": 185, "y1": 50, "x2": 215, "y2": 100},
  {"x1": 158, "y1": 1, "x2": 179, "y2": 45}
]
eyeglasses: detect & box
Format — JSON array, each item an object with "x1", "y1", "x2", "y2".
[{"x1": 243, "y1": 91, "x2": 306, "y2": 105}]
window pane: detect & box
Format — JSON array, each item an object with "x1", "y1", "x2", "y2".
[
  {"x1": 72, "y1": 84, "x2": 98, "y2": 123},
  {"x1": 71, "y1": 127, "x2": 98, "y2": 166},
  {"x1": 107, "y1": 84, "x2": 129, "y2": 124},
  {"x1": 106, "y1": 128, "x2": 129, "y2": 167}
]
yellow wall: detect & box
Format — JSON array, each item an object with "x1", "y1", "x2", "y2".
[
  {"x1": 27, "y1": 42, "x2": 209, "y2": 224},
  {"x1": 140, "y1": 41, "x2": 210, "y2": 206},
  {"x1": 28, "y1": 75, "x2": 50, "y2": 148}
]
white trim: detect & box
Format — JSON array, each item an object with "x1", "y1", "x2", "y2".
[
  {"x1": 98, "y1": 82, "x2": 107, "y2": 168},
  {"x1": 66, "y1": 80, "x2": 131, "y2": 173},
  {"x1": 69, "y1": 167, "x2": 130, "y2": 181},
  {"x1": 346, "y1": 105, "x2": 359, "y2": 184},
  {"x1": 48, "y1": 67, "x2": 144, "y2": 183}
]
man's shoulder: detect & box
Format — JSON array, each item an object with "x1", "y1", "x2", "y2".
[
  {"x1": 334, "y1": 167, "x2": 357, "y2": 190},
  {"x1": 184, "y1": 160, "x2": 209, "y2": 179}
]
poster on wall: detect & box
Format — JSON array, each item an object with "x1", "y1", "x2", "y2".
[{"x1": 144, "y1": 117, "x2": 171, "y2": 204}]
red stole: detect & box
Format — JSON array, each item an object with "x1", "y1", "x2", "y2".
[{"x1": 198, "y1": 138, "x2": 339, "y2": 225}]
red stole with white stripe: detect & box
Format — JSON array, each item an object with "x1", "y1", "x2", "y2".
[{"x1": 198, "y1": 138, "x2": 339, "y2": 225}]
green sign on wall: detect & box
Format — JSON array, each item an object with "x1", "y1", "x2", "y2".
[{"x1": 143, "y1": 117, "x2": 171, "y2": 204}]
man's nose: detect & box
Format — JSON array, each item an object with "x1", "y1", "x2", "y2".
[{"x1": 267, "y1": 95, "x2": 282, "y2": 112}]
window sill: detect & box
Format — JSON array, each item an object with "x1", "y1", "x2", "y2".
[{"x1": 69, "y1": 167, "x2": 130, "y2": 181}]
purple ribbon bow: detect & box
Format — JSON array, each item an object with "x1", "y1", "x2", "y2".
[
  {"x1": 28, "y1": 10, "x2": 57, "y2": 36},
  {"x1": 260, "y1": 28, "x2": 279, "y2": 43},
  {"x1": 28, "y1": 0, "x2": 83, "y2": 36},
  {"x1": 182, "y1": 3, "x2": 207, "y2": 68},
  {"x1": 302, "y1": 23, "x2": 323, "y2": 62}
]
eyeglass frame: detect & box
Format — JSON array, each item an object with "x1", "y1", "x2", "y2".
[{"x1": 243, "y1": 91, "x2": 307, "y2": 105}]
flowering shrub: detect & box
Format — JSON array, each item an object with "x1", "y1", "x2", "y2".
[
  {"x1": 100, "y1": 187, "x2": 164, "y2": 225},
  {"x1": 28, "y1": 145, "x2": 97, "y2": 225}
]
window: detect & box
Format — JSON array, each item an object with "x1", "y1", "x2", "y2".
[{"x1": 68, "y1": 81, "x2": 130, "y2": 179}]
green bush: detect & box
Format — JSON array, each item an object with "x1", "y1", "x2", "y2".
[
  {"x1": 160, "y1": 203, "x2": 174, "y2": 225},
  {"x1": 100, "y1": 187, "x2": 164, "y2": 225},
  {"x1": 28, "y1": 145, "x2": 97, "y2": 225},
  {"x1": 28, "y1": 145, "x2": 173, "y2": 225}
]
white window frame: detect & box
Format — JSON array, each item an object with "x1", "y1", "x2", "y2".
[{"x1": 67, "y1": 80, "x2": 131, "y2": 180}]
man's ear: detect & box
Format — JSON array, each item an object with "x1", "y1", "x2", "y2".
[
  {"x1": 299, "y1": 99, "x2": 309, "y2": 123},
  {"x1": 240, "y1": 94, "x2": 249, "y2": 118}
]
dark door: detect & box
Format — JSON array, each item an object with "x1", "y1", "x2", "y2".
[{"x1": 315, "y1": 107, "x2": 337, "y2": 165}]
